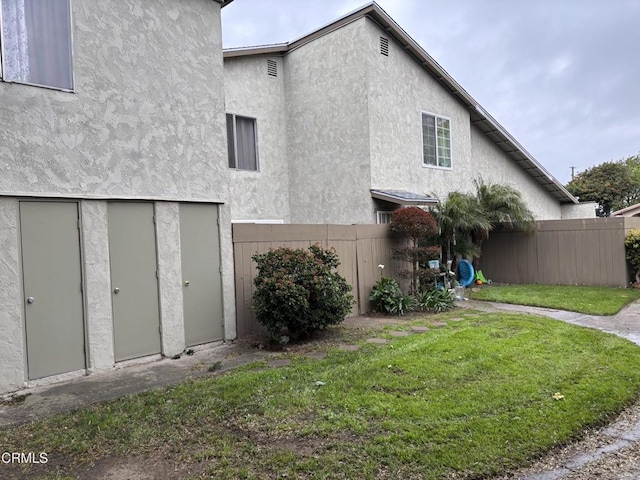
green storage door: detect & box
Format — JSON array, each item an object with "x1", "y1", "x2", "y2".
[
  {"x1": 180, "y1": 203, "x2": 224, "y2": 346},
  {"x1": 20, "y1": 201, "x2": 86, "y2": 380},
  {"x1": 108, "y1": 202, "x2": 161, "y2": 361}
]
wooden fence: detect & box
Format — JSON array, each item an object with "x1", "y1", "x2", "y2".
[
  {"x1": 233, "y1": 218, "x2": 640, "y2": 337},
  {"x1": 481, "y1": 217, "x2": 640, "y2": 287},
  {"x1": 232, "y1": 224, "x2": 403, "y2": 337}
]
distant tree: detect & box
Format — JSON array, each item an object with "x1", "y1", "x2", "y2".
[
  {"x1": 566, "y1": 158, "x2": 640, "y2": 216},
  {"x1": 622, "y1": 154, "x2": 640, "y2": 208}
]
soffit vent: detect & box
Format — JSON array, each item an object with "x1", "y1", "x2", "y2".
[
  {"x1": 267, "y1": 59, "x2": 278, "y2": 77},
  {"x1": 380, "y1": 36, "x2": 389, "y2": 56}
]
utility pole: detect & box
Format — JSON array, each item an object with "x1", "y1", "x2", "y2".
[{"x1": 570, "y1": 166, "x2": 576, "y2": 180}]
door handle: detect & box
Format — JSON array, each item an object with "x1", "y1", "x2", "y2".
[
  {"x1": 27, "y1": 296, "x2": 35, "y2": 304},
  {"x1": 114, "y1": 287, "x2": 120, "y2": 294},
  {"x1": 184, "y1": 280, "x2": 190, "y2": 286}
]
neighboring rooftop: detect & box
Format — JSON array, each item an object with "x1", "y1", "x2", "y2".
[
  {"x1": 223, "y1": 2, "x2": 578, "y2": 205},
  {"x1": 612, "y1": 202, "x2": 640, "y2": 217}
]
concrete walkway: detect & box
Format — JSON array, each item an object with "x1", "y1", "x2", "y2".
[
  {"x1": 0, "y1": 343, "x2": 276, "y2": 428},
  {"x1": 460, "y1": 298, "x2": 640, "y2": 346}
]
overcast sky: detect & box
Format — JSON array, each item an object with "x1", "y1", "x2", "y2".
[{"x1": 221, "y1": 0, "x2": 640, "y2": 185}]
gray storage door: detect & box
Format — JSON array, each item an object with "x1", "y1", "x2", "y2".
[
  {"x1": 20, "y1": 201, "x2": 86, "y2": 380},
  {"x1": 108, "y1": 202, "x2": 161, "y2": 361},
  {"x1": 180, "y1": 203, "x2": 224, "y2": 346}
]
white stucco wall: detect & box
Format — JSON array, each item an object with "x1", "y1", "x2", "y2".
[
  {"x1": 0, "y1": 199, "x2": 24, "y2": 393},
  {"x1": 0, "y1": 0, "x2": 228, "y2": 202},
  {"x1": 218, "y1": 203, "x2": 237, "y2": 340},
  {"x1": 285, "y1": 19, "x2": 374, "y2": 224},
  {"x1": 80, "y1": 200, "x2": 114, "y2": 373},
  {"x1": 562, "y1": 202, "x2": 597, "y2": 219},
  {"x1": 363, "y1": 19, "x2": 563, "y2": 220},
  {"x1": 155, "y1": 202, "x2": 186, "y2": 357},
  {"x1": 224, "y1": 56, "x2": 290, "y2": 222}
]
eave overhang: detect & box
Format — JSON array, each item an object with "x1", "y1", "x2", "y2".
[{"x1": 371, "y1": 189, "x2": 439, "y2": 206}]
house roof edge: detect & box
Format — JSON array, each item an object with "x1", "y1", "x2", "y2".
[{"x1": 213, "y1": 0, "x2": 235, "y2": 7}]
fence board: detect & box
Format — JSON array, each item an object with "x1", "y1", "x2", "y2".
[
  {"x1": 234, "y1": 219, "x2": 638, "y2": 337},
  {"x1": 232, "y1": 224, "x2": 397, "y2": 336},
  {"x1": 481, "y1": 218, "x2": 635, "y2": 287}
]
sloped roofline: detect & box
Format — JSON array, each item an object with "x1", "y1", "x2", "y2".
[
  {"x1": 214, "y1": 0, "x2": 234, "y2": 7},
  {"x1": 223, "y1": 2, "x2": 577, "y2": 204}
]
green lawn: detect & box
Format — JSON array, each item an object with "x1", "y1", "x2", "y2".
[
  {"x1": 3, "y1": 313, "x2": 640, "y2": 479},
  {"x1": 469, "y1": 284, "x2": 640, "y2": 315}
]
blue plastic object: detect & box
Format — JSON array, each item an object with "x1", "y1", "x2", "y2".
[{"x1": 457, "y1": 259, "x2": 475, "y2": 287}]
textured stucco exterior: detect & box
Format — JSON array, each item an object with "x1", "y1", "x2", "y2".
[
  {"x1": 155, "y1": 202, "x2": 186, "y2": 357},
  {"x1": 80, "y1": 200, "x2": 114, "y2": 373},
  {"x1": 0, "y1": 0, "x2": 228, "y2": 202},
  {"x1": 0, "y1": 199, "x2": 24, "y2": 393},
  {"x1": 0, "y1": 0, "x2": 236, "y2": 394},
  {"x1": 562, "y1": 202, "x2": 598, "y2": 219},
  {"x1": 218, "y1": 204, "x2": 237, "y2": 339},
  {"x1": 225, "y1": 57, "x2": 290, "y2": 222},
  {"x1": 285, "y1": 19, "x2": 374, "y2": 224},
  {"x1": 364, "y1": 19, "x2": 561, "y2": 221},
  {"x1": 468, "y1": 125, "x2": 562, "y2": 219},
  {"x1": 365, "y1": 20, "x2": 471, "y2": 207}
]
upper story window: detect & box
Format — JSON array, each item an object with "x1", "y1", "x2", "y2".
[
  {"x1": 226, "y1": 113, "x2": 259, "y2": 171},
  {"x1": 0, "y1": 0, "x2": 74, "y2": 91},
  {"x1": 422, "y1": 112, "x2": 451, "y2": 168}
]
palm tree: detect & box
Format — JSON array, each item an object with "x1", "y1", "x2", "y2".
[
  {"x1": 471, "y1": 179, "x2": 535, "y2": 269},
  {"x1": 432, "y1": 180, "x2": 535, "y2": 272},
  {"x1": 431, "y1": 191, "x2": 490, "y2": 272},
  {"x1": 474, "y1": 179, "x2": 535, "y2": 230}
]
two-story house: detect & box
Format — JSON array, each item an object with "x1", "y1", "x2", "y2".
[{"x1": 224, "y1": 2, "x2": 595, "y2": 225}]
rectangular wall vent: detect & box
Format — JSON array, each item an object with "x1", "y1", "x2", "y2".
[
  {"x1": 267, "y1": 59, "x2": 278, "y2": 77},
  {"x1": 380, "y1": 36, "x2": 389, "y2": 56}
]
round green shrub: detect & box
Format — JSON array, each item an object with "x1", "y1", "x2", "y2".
[{"x1": 252, "y1": 245, "x2": 354, "y2": 343}]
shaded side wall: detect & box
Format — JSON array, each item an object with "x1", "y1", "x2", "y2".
[
  {"x1": 469, "y1": 126, "x2": 562, "y2": 219},
  {"x1": 233, "y1": 224, "x2": 402, "y2": 337},
  {"x1": 481, "y1": 218, "x2": 640, "y2": 287}
]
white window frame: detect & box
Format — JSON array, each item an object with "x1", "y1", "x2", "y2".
[
  {"x1": 0, "y1": 0, "x2": 75, "y2": 91},
  {"x1": 376, "y1": 211, "x2": 394, "y2": 224},
  {"x1": 226, "y1": 113, "x2": 260, "y2": 172},
  {"x1": 421, "y1": 111, "x2": 453, "y2": 170}
]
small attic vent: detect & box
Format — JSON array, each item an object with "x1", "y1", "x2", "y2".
[
  {"x1": 380, "y1": 36, "x2": 389, "y2": 56},
  {"x1": 267, "y1": 59, "x2": 278, "y2": 77}
]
